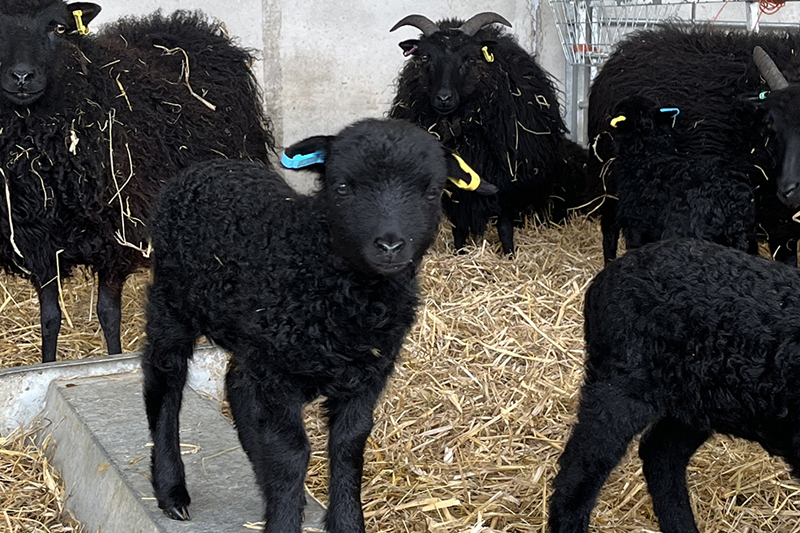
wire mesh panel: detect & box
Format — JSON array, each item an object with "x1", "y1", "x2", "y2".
[{"x1": 549, "y1": 0, "x2": 681, "y2": 66}]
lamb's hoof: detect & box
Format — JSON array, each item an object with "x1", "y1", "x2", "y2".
[{"x1": 163, "y1": 506, "x2": 190, "y2": 521}]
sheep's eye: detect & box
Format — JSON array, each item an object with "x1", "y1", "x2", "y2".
[
  {"x1": 335, "y1": 183, "x2": 350, "y2": 196},
  {"x1": 54, "y1": 24, "x2": 67, "y2": 35},
  {"x1": 420, "y1": 53, "x2": 429, "y2": 62},
  {"x1": 426, "y1": 187, "x2": 441, "y2": 200}
]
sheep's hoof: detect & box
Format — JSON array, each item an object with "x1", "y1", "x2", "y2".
[{"x1": 163, "y1": 506, "x2": 190, "y2": 521}]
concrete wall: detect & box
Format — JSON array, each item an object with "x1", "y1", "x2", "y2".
[
  {"x1": 90, "y1": 0, "x2": 800, "y2": 186},
  {"x1": 90, "y1": 1, "x2": 555, "y2": 191}
]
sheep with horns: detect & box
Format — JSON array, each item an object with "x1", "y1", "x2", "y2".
[{"x1": 389, "y1": 12, "x2": 590, "y2": 256}]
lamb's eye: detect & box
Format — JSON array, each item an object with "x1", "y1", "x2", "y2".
[
  {"x1": 426, "y1": 187, "x2": 441, "y2": 200},
  {"x1": 54, "y1": 24, "x2": 67, "y2": 35},
  {"x1": 420, "y1": 53, "x2": 430, "y2": 62},
  {"x1": 335, "y1": 183, "x2": 350, "y2": 196}
]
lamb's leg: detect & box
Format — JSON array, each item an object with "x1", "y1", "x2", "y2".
[
  {"x1": 142, "y1": 286, "x2": 196, "y2": 521},
  {"x1": 497, "y1": 213, "x2": 515, "y2": 257},
  {"x1": 97, "y1": 273, "x2": 123, "y2": 355},
  {"x1": 36, "y1": 278, "x2": 61, "y2": 363},
  {"x1": 548, "y1": 383, "x2": 655, "y2": 533},
  {"x1": 639, "y1": 417, "x2": 709, "y2": 533},
  {"x1": 324, "y1": 388, "x2": 383, "y2": 533},
  {"x1": 227, "y1": 367, "x2": 308, "y2": 533}
]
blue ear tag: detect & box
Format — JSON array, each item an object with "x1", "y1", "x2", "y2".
[
  {"x1": 281, "y1": 150, "x2": 326, "y2": 169},
  {"x1": 659, "y1": 107, "x2": 680, "y2": 119}
]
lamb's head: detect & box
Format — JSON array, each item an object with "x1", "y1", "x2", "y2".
[
  {"x1": 0, "y1": 0, "x2": 100, "y2": 106},
  {"x1": 391, "y1": 12, "x2": 511, "y2": 116},
  {"x1": 754, "y1": 46, "x2": 800, "y2": 207},
  {"x1": 609, "y1": 95, "x2": 680, "y2": 152},
  {"x1": 282, "y1": 119, "x2": 450, "y2": 276}
]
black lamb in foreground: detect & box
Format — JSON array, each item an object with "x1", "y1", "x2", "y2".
[
  {"x1": 606, "y1": 95, "x2": 756, "y2": 256},
  {"x1": 549, "y1": 238, "x2": 800, "y2": 533},
  {"x1": 590, "y1": 26, "x2": 800, "y2": 264},
  {"x1": 0, "y1": 0, "x2": 272, "y2": 362},
  {"x1": 389, "y1": 13, "x2": 581, "y2": 256},
  {"x1": 143, "y1": 119, "x2": 453, "y2": 533}
]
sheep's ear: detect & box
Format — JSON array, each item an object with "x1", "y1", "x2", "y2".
[
  {"x1": 399, "y1": 40, "x2": 420, "y2": 57},
  {"x1": 66, "y1": 3, "x2": 101, "y2": 34},
  {"x1": 282, "y1": 135, "x2": 334, "y2": 170},
  {"x1": 447, "y1": 153, "x2": 498, "y2": 195}
]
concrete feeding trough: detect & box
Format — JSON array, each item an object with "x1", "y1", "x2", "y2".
[{"x1": 0, "y1": 346, "x2": 326, "y2": 532}]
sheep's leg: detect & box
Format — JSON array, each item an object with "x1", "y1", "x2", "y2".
[
  {"x1": 497, "y1": 213, "x2": 515, "y2": 256},
  {"x1": 452, "y1": 224, "x2": 469, "y2": 253},
  {"x1": 600, "y1": 200, "x2": 618, "y2": 264},
  {"x1": 324, "y1": 388, "x2": 383, "y2": 533},
  {"x1": 639, "y1": 417, "x2": 709, "y2": 533},
  {"x1": 35, "y1": 279, "x2": 61, "y2": 363},
  {"x1": 548, "y1": 384, "x2": 655, "y2": 533},
  {"x1": 97, "y1": 273, "x2": 123, "y2": 355},
  {"x1": 227, "y1": 368, "x2": 308, "y2": 533},
  {"x1": 142, "y1": 287, "x2": 196, "y2": 521}
]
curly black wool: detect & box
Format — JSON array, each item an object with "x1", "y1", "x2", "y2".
[
  {"x1": 0, "y1": 3, "x2": 273, "y2": 362},
  {"x1": 589, "y1": 25, "x2": 800, "y2": 264},
  {"x1": 142, "y1": 119, "x2": 448, "y2": 533},
  {"x1": 603, "y1": 95, "x2": 756, "y2": 260},
  {"x1": 549, "y1": 238, "x2": 800, "y2": 533},
  {"x1": 390, "y1": 17, "x2": 586, "y2": 255}
]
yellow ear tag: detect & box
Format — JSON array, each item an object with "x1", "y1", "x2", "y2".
[
  {"x1": 449, "y1": 154, "x2": 482, "y2": 191},
  {"x1": 610, "y1": 115, "x2": 626, "y2": 128},
  {"x1": 482, "y1": 46, "x2": 495, "y2": 63},
  {"x1": 73, "y1": 9, "x2": 89, "y2": 36}
]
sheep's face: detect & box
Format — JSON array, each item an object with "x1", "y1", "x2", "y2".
[
  {"x1": 285, "y1": 120, "x2": 447, "y2": 277},
  {"x1": 763, "y1": 87, "x2": 800, "y2": 207},
  {"x1": 399, "y1": 30, "x2": 497, "y2": 116},
  {"x1": 609, "y1": 95, "x2": 677, "y2": 153},
  {"x1": 325, "y1": 122, "x2": 447, "y2": 276},
  {"x1": 0, "y1": 1, "x2": 100, "y2": 106}
]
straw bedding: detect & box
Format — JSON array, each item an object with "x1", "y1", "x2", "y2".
[{"x1": 2, "y1": 216, "x2": 800, "y2": 532}]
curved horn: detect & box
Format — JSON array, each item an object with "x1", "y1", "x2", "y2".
[
  {"x1": 754, "y1": 46, "x2": 789, "y2": 91},
  {"x1": 457, "y1": 12, "x2": 512, "y2": 37},
  {"x1": 390, "y1": 14, "x2": 440, "y2": 37}
]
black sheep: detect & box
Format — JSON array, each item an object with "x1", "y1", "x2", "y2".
[
  {"x1": 589, "y1": 26, "x2": 800, "y2": 264},
  {"x1": 606, "y1": 95, "x2": 756, "y2": 256},
  {"x1": 389, "y1": 13, "x2": 574, "y2": 256},
  {"x1": 548, "y1": 238, "x2": 800, "y2": 533},
  {"x1": 143, "y1": 119, "x2": 451, "y2": 533},
  {"x1": 0, "y1": 0, "x2": 272, "y2": 362}
]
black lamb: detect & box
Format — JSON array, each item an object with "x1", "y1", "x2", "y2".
[
  {"x1": 606, "y1": 95, "x2": 756, "y2": 255},
  {"x1": 143, "y1": 119, "x2": 453, "y2": 533},
  {"x1": 0, "y1": 0, "x2": 272, "y2": 363},
  {"x1": 589, "y1": 25, "x2": 800, "y2": 264},
  {"x1": 389, "y1": 12, "x2": 576, "y2": 256},
  {"x1": 549, "y1": 238, "x2": 800, "y2": 533}
]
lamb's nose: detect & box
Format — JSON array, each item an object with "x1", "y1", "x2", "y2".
[
  {"x1": 11, "y1": 68, "x2": 33, "y2": 86},
  {"x1": 375, "y1": 237, "x2": 405, "y2": 254}
]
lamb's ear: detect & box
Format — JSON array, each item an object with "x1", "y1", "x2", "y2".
[
  {"x1": 447, "y1": 153, "x2": 498, "y2": 195},
  {"x1": 66, "y1": 3, "x2": 101, "y2": 35},
  {"x1": 281, "y1": 135, "x2": 335, "y2": 170},
  {"x1": 399, "y1": 40, "x2": 421, "y2": 57}
]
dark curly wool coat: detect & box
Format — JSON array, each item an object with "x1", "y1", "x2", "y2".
[
  {"x1": 607, "y1": 96, "x2": 756, "y2": 256},
  {"x1": 143, "y1": 119, "x2": 447, "y2": 533},
  {"x1": 390, "y1": 19, "x2": 572, "y2": 255},
  {"x1": 589, "y1": 25, "x2": 800, "y2": 264},
  {"x1": 0, "y1": 0, "x2": 272, "y2": 361},
  {"x1": 549, "y1": 238, "x2": 800, "y2": 533}
]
